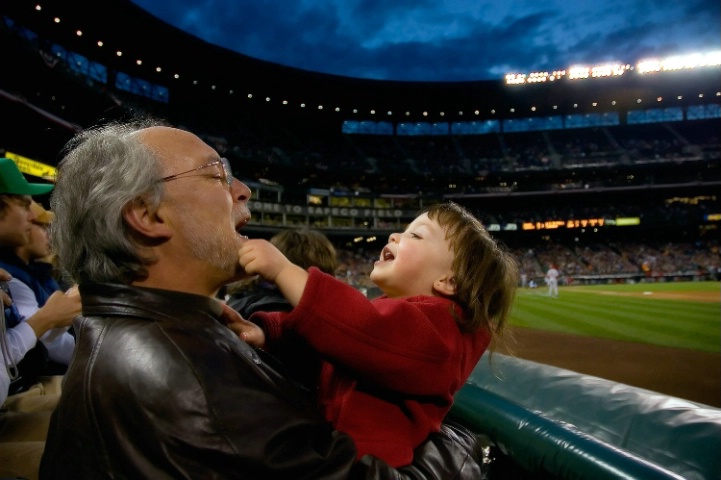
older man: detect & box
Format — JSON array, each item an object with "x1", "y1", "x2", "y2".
[{"x1": 40, "y1": 119, "x2": 483, "y2": 479}]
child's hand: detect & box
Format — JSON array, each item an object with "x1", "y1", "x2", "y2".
[
  {"x1": 239, "y1": 239, "x2": 310, "y2": 308},
  {"x1": 227, "y1": 316, "x2": 266, "y2": 349},
  {"x1": 219, "y1": 302, "x2": 266, "y2": 347},
  {"x1": 239, "y1": 239, "x2": 290, "y2": 282}
]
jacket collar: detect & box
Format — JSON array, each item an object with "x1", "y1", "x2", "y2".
[{"x1": 79, "y1": 282, "x2": 225, "y2": 324}]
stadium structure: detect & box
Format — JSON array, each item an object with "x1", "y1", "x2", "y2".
[
  {"x1": 2, "y1": 1, "x2": 719, "y2": 285},
  {"x1": 2, "y1": 1, "x2": 719, "y2": 243},
  {"x1": 1, "y1": 2, "x2": 720, "y2": 479}
]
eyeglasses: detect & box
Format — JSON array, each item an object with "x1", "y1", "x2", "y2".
[{"x1": 159, "y1": 158, "x2": 234, "y2": 188}]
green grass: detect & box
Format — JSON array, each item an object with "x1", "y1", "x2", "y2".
[{"x1": 510, "y1": 281, "x2": 720, "y2": 353}]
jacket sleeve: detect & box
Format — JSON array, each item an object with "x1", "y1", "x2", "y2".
[
  {"x1": 8, "y1": 280, "x2": 75, "y2": 365},
  {"x1": 2, "y1": 320, "x2": 37, "y2": 365},
  {"x1": 8, "y1": 279, "x2": 37, "y2": 320},
  {"x1": 0, "y1": 354, "x2": 10, "y2": 405},
  {"x1": 353, "y1": 421, "x2": 486, "y2": 480},
  {"x1": 273, "y1": 268, "x2": 485, "y2": 395}
]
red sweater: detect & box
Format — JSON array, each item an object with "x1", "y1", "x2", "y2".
[{"x1": 252, "y1": 268, "x2": 490, "y2": 467}]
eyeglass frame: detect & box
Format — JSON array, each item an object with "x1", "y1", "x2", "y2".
[{"x1": 158, "y1": 157, "x2": 234, "y2": 188}]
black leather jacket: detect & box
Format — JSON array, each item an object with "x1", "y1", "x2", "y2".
[{"x1": 40, "y1": 283, "x2": 483, "y2": 479}]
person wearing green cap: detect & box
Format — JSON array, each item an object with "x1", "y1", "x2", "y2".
[
  {"x1": 0, "y1": 158, "x2": 55, "y2": 197},
  {"x1": 0, "y1": 158, "x2": 80, "y2": 480},
  {"x1": 0, "y1": 157, "x2": 78, "y2": 393}
]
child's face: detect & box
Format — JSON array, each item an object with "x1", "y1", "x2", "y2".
[{"x1": 370, "y1": 213, "x2": 455, "y2": 298}]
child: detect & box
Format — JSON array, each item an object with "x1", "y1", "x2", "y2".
[{"x1": 235, "y1": 202, "x2": 518, "y2": 467}]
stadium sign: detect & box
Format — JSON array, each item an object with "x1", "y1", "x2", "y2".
[
  {"x1": 5, "y1": 151, "x2": 57, "y2": 180},
  {"x1": 249, "y1": 201, "x2": 411, "y2": 218}
]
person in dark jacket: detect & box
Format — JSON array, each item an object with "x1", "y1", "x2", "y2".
[{"x1": 40, "y1": 118, "x2": 485, "y2": 479}]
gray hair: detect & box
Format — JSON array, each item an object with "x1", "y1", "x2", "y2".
[{"x1": 50, "y1": 119, "x2": 167, "y2": 285}]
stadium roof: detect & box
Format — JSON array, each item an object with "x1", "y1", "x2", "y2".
[{"x1": 3, "y1": 0, "x2": 720, "y2": 127}]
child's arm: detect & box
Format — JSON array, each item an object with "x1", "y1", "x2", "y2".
[{"x1": 238, "y1": 239, "x2": 308, "y2": 307}]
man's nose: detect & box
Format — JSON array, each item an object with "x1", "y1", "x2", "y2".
[{"x1": 231, "y1": 178, "x2": 251, "y2": 203}]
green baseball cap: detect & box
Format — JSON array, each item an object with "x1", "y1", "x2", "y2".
[{"x1": 0, "y1": 158, "x2": 54, "y2": 195}]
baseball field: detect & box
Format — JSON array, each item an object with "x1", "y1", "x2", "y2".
[{"x1": 499, "y1": 281, "x2": 720, "y2": 407}]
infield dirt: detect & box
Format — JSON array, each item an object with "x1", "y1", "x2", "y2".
[{"x1": 499, "y1": 326, "x2": 721, "y2": 407}]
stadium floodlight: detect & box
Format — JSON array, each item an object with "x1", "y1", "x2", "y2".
[
  {"x1": 568, "y1": 66, "x2": 590, "y2": 79},
  {"x1": 505, "y1": 50, "x2": 719, "y2": 85},
  {"x1": 590, "y1": 63, "x2": 627, "y2": 78},
  {"x1": 638, "y1": 51, "x2": 721, "y2": 74}
]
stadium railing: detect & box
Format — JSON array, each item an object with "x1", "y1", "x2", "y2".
[{"x1": 450, "y1": 353, "x2": 721, "y2": 480}]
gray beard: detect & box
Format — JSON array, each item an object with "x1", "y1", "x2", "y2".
[{"x1": 181, "y1": 214, "x2": 239, "y2": 274}]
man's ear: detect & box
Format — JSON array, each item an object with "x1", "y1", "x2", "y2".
[
  {"x1": 433, "y1": 274, "x2": 456, "y2": 297},
  {"x1": 122, "y1": 198, "x2": 172, "y2": 240}
]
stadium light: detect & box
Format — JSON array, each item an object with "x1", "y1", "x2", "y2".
[{"x1": 506, "y1": 50, "x2": 720, "y2": 84}]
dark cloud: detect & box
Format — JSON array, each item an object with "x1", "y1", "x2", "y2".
[{"x1": 132, "y1": 0, "x2": 721, "y2": 81}]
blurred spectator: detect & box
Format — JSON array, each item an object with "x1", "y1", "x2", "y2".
[
  {"x1": 0, "y1": 159, "x2": 80, "y2": 480},
  {"x1": 5, "y1": 202, "x2": 75, "y2": 373},
  {"x1": 227, "y1": 228, "x2": 337, "y2": 318},
  {"x1": 226, "y1": 228, "x2": 338, "y2": 389}
]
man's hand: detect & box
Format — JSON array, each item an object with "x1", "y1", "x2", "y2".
[
  {"x1": 0, "y1": 267, "x2": 12, "y2": 306},
  {"x1": 26, "y1": 289, "x2": 82, "y2": 337}
]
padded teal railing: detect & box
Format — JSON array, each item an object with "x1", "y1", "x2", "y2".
[{"x1": 449, "y1": 354, "x2": 721, "y2": 480}]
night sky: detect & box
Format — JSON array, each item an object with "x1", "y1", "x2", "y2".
[{"x1": 132, "y1": 0, "x2": 720, "y2": 82}]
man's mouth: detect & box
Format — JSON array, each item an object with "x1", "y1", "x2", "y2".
[{"x1": 235, "y1": 213, "x2": 250, "y2": 233}]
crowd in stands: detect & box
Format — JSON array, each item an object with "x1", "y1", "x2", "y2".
[
  {"x1": 335, "y1": 239, "x2": 721, "y2": 291},
  {"x1": 215, "y1": 118, "x2": 720, "y2": 196}
]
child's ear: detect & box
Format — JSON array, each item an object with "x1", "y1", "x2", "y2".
[
  {"x1": 122, "y1": 198, "x2": 172, "y2": 240},
  {"x1": 433, "y1": 275, "x2": 456, "y2": 296}
]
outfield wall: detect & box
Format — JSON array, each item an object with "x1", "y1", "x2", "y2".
[{"x1": 529, "y1": 270, "x2": 719, "y2": 286}]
